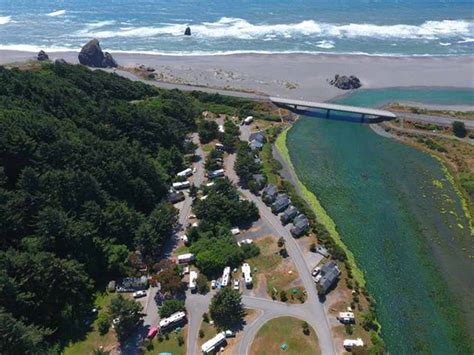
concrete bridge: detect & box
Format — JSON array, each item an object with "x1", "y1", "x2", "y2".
[{"x1": 270, "y1": 96, "x2": 397, "y2": 120}]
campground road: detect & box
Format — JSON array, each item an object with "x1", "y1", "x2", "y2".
[{"x1": 225, "y1": 145, "x2": 336, "y2": 355}]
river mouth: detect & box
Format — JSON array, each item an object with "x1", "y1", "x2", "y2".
[{"x1": 285, "y1": 88, "x2": 473, "y2": 353}]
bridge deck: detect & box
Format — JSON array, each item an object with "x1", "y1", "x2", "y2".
[{"x1": 270, "y1": 97, "x2": 397, "y2": 119}]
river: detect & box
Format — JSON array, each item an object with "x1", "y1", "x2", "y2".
[{"x1": 285, "y1": 88, "x2": 473, "y2": 353}]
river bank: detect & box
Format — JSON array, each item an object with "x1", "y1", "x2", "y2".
[{"x1": 1, "y1": 50, "x2": 474, "y2": 103}]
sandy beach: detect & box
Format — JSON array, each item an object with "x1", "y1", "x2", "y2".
[{"x1": 1, "y1": 50, "x2": 473, "y2": 103}]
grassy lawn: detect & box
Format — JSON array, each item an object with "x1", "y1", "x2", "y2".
[
  {"x1": 198, "y1": 320, "x2": 219, "y2": 348},
  {"x1": 64, "y1": 292, "x2": 117, "y2": 355},
  {"x1": 250, "y1": 317, "x2": 320, "y2": 355},
  {"x1": 143, "y1": 326, "x2": 187, "y2": 355},
  {"x1": 248, "y1": 236, "x2": 304, "y2": 303},
  {"x1": 173, "y1": 244, "x2": 190, "y2": 256}
]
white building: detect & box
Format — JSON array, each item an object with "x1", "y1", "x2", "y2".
[
  {"x1": 221, "y1": 266, "x2": 231, "y2": 287},
  {"x1": 189, "y1": 270, "x2": 198, "y2": 292},
  {"x1": 177, "y1": 253, "x2": 195, "y2": 264},
  {"x1": 231, "y1": 227, "x2": 240, "y2": 235},
  {"x1": 343, "y1": 338, "x2": 364, "y2": 350},
  {"x1": 159, "y1": 311, "x2": 186, "y2": 331},
  {"x1": 218, "y1": 124, "x2": 225, "y2": 133},
  {"x1": 241, "y1": 263, "x2": 252, "y2": 287},
  {"x1": 201, "y1": 331, "x2": 226, "y2": 354}
]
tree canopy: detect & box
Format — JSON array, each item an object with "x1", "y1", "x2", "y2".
[{"x1": 209, "y1": 288, "x2": 245, "y2": 329}]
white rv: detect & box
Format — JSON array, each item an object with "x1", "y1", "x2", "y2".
[
  {"x1": 338, "y1": 312, "x2": 355, "y2": 324},
  {"x1": 343, "y1": 338, "x2": 364, "y2": 350},
  {"x1": 241, "y1": 263, "x2": 252, "y2": 287},
  {"x1": 189, "y1": 270, "x2": 198, "y2": 292},
  {"x1": 177, "y1": 168, "x2": 193, "y2": 178},
  {"x1": 243, "y1": 116, "x2": 253, "y2": 125},
  {"x1": 159, "y1": 311, "x2": 186, "y2": 332},
  {"x1": 221, "y1": 266, "x2": 231, "y2": 287},
  {"x1": 172, "y1": 181, "x2": 190, "y2": 190},
  {"x1": 177, "y1": 253, "x2": 195, "y2": 264},
  {"x1": 201, "y1": 331, "x2": 226, "y2": 354}
]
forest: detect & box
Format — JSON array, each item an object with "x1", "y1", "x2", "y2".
[{"x1": 0, "y1": 62, "x2": 259, "y2": 353}]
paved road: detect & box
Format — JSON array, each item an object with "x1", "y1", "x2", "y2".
[
  {"x1": 400, "y1": 112, "x2": 474, "y2": 129},
  {"x1": 185, "y1": 290, "x2": 215, "y2": 355}
]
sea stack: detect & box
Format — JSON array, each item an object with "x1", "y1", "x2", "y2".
[
  {"x1": 329, "y1": 74, "x2": 362, "y2": 90},
  {"x1": 184, "y1": 27, "x2": 191, "y2": 36},
  {"x1": 37, "y1": 50, "x2": 49, "y2": 61},
  {"x1": 78, "y1": 39, "x2": 118, "y2": 68}
]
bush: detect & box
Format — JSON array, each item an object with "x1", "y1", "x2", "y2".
[
  {"x1": 241, "y1": 243, "x2": 260, "y2": 259},
  {"x1": 277, "y1": 237, "x2": 285, "y2": 247},
  {"x1": 177, "y1": 335, "x2": 184, "y2": 346},
  {"x1": 302, "y1": 321, "x2": 310, "y2": 335},
  {"x1": 309, "y1": 242, "x2": 316, "y2": 252},
  {"x1": 280, "y1": 290, "x2": 288, "y2": 302},
  {"x1": 199, "y1": 329, "x2": 205, "y2": 338},
  {"x1": 203, "y1": 313, "x2": 210, "y2": 323},
  {"x1": 345, "y1": 324, "x2": 354, "y2": 335},
  {"x1": 196, "y1": 274, "x2": 210, "y2": 294},
  {"x1": 210, "y1": 288, "x2": 245, "y2": 329},
  {"x1": 199, "y1": 120, "x2": 219, "y2": 144},
  {"x1": 452, "y1": 121, "x2": 467, "y2": 138},
  {"x1": 159, "y1": 300, "x2": 185, "y2": 318},
  {"x1": 97, "y1": 313, "x2": 110, "y2": 335}
]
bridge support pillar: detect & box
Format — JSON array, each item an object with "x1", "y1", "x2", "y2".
[
  {"x1": 361, "y1": 114, "x2": 366, "y2": 122},
  {"x1": 326, "y1": 109, "x2": 330, "y2": 118}
]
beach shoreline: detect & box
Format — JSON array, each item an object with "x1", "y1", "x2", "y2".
[{"x1": 1, "y1": 49, "x2": 473, "y2": 103}]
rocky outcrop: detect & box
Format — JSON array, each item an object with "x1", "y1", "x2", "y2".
[
  {"x1": 78, "y1": 39, "x2": 117, "y2": 68},
  {"x1": 55, "y1": 59, "x2": 68, "y2": 65},
  {"x1": 329, "y1": 74, "x2": 362, "y2": 90},
  {"x1": 184, "y1": 27, "x2": 191, "y2": 36},
  {"x1": 37, "y1": 50, "x2": 49, "y2": 61}
]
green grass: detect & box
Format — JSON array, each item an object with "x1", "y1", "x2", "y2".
[
  {"x1": 275, "y1": 128, "x2": 365, "y2": 285},
  {"x1": 260, "y1": 142, "x2": 281, "y2": 185},
  {"x1": 250, "y1": 317, "x2": 320, "y2": 355},
  {"x1": 64, "y1": 292, "x2": 117, "y2": 355},
  {"x1": 144, "y1": 327, "x2": 187, "y2": 355}
]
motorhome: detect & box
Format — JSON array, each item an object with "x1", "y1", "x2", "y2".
[
  {"x1": 241, "y1": 263, "x2": 252, "y2": 287},
  {"x1": 189, "y1": 271, "x2": 198, "y2": 292},
  {"x1": 343, "y1": 338, "x2": 364, "y2": 350},
  {"x1": 201, "y1": 332, "x2": 227, "y2": 354},
  {"x1": 221, "y1": 266, "x2": 231, "y2": 287},
  {"x1": 159, "y1": 311, "x2": 186, "y2": 332},
  {"x1": 172, "y1": 181, "x2": 190, "y2": 190},
  {"x1": 177, "y1": 168, "x2": 193, "y2": 178},
  {"x1": 243, "y1": 116, "x2": 253, "y2": 125},
  {"x1": 338, "y1": 312, "x2": 355, "y2": 324},
  {"x1": 177, "y1": 253, "x2": 195, "y2": 264}
]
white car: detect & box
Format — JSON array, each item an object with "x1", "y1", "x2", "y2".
[
  {"x1": 211, "y1": 280, "x2": 217, "y2": 289},
  {"x1": 312, "y1": 266, "x2": 321, "y2": 277},
  {"x1": 133, "y1": 290, "x2": 147, "y2": 298},
  {"x1": 225, "y1": 330, "x2": 235, "y2": 338},
  {"x1": 112, "y1": 317, "x2": 120, "y2": 325},
  {"x1": 233, "y1": 279, "x2": 240, "y2": 290},
  {"x1": 314, "y1": 274, "x2": 322, "y2": 283},
  {"x1": 183, "y1": 266, "x2": 190, "y2": 275}
]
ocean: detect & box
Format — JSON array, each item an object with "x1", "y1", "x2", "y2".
[
  {"x1": 0, "y1": 0, "x2": 473, "y2": 56},
  {"x1": 286, "y1": 88, "x2": 474, "y2": 353}
]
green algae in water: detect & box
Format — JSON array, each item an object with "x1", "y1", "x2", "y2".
[{"x1": 286, "y1": 117, "x2": 473, "y2": 353}]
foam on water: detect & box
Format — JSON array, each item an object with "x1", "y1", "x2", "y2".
[
  {"x1": 47, "y1": 10, "x2": 66, "y2": 17},
  {"x1": 75, "y1": 17, "x2": 473, "y2": 41},
  {"x1": 0, "y1": 16, "x2": 11, "y2": 25}
]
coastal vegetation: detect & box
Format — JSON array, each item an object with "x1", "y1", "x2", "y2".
[{"x1": 0, "y1": 63, "x2": 260, "y2": 352}]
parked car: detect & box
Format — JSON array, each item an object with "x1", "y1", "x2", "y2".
[
  {"x1": 314, "y1": 274, "x2": 322, "y2": 283},
  {"x1": 184, "y1": 266, "x2": 190, "y2": 275},
  {"x1": 211, "y1": 280, "x2": 217, "y2": 289},
  {"x1": 147, "y1": 326, "x2": 158, "y2": 339},
  {"x1": 133, "y1": 290, "x2": 147, "y2": 298},
  {"x1": 225, "y1": 330, "x2": 235, "y2": 338},
  {"x1": 233, "y1": 279, "x2": 240, "y2": 290},
  {"x1": 312, "y1": 266, "x2": 321, "y2": 277}
]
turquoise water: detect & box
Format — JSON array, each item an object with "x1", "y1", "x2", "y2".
[
  {"x1": 286, "y1": 89, "x2": 473, "y2": 353},
  {"x1": 0, "y1": 0, "x2": 473, "y2": 55},
  {"x1": 334, "y1": 87, "x2": 474, "y2": 107}
]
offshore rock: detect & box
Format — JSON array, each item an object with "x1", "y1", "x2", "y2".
[
  {"x1": 55, "y1": 58, "x2": 68, "y2": 65},
  {"x1": 330, "y1": 74, "x2": 362, "y2": 90},
  {"x1": 184, "y1": 27, "x2": 191, "y2": 36},
  {"x1": 78, "y1": 39, "x2": 117, "y2": 68},
  {"x1": 37, "y1": 50, "x2": 49, "y2": 61}
]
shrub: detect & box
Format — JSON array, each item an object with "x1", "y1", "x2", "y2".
[
  {"x1": 203, "y1": 313, "x2": 210, "y2": 323},
  {"x1": 309, "y1": 242, "x2": 316, "y2": 252},
  {"x1": 97, "y1": 313, "x2": 110, "y2": 335},
  {"x1": 196, "y1": 274, "x2": 210, "y2": 294},
  {"x1": 177, "y1": 335, "x2": 184, "y2": 346},
  {"x1": 452, "y1": 121, "x2": 467, "y2": 138},
  {"x1": 277, "y1": 237, "x2": 285, "y2": 247},
  {"x1": 280, "y1": 290, "x2": 288, "y2": 302},
  {"x1": 159, "y1": 300, "x2": 185, "y2": 318},
  {"x1": 199, "y1": 329, "x2": 205, "y2": 338},
  {"x1": 302, "y1": 321, "x2": 310, "y2": 335}
]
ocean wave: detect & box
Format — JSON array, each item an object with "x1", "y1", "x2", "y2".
[
  {"x1": 85, "y1": 20, "x2": 117, "y2": 29},
  {"x1": 0, "y1": 16, "x2": 11, "y2": 25},
  {"x1": 316, "y1": 40, "x2": 335, "y2": 49},
  {"x1": 0, "y1": 44, "x2": 76, "y2": 52},
  {"x1": 47, "y1": 10, "x2": 66, "y2": 17},
  {"x1": 74, "y1": 17, "x2": 473, "y2": 41}
]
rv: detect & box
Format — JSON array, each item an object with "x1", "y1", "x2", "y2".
[
  {"x1": 159, "y1": 311, "x2": 186, "y2": 332},
  {"x1": 208, "y1": 169, "x2": 225, "y2": 179},
  {"x1": 221, "y1": 266, "x2": 231, "y2": 287},
  {"x1": 343, "y1": 338, "x2": 364, "y2": 350},
  {"x1": 177, "y1": 253, "x2": 195, "y2": 264},
  {"x1": 231, "y1": 227, "x2": 240, "y2": 235},
  {"x1": 177, "y1": 168, "x2": 193, "y2": 178},
  {"x1": 215, "y1": 143, "x2": 225, "y2": 150},
  {"x1": 172, "y1": 181, "x2": 190, "y2": 190},
  {"x1": 338, "y1": 312, "x2": 355, "y2": 324},
  {"x1": 201, "y1": 332, "x2": 227, "y2": 354},
  {"x1": 243, "y1": 116, "x2": 253, "y2": 125},
  {"x1": 241, "y1": 263, "x2": 252, "y2": 287},
  {"x1": 189, "y1": 271, "x2": 198, "y2": 292}
]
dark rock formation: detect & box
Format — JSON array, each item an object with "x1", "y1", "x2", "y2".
[
  {"x1": 184, "y1": 27, "x2": 191, "y2": 36},
  {"x1": 37, "y1": 50, "x2": 49, "y2": 61},
  {"x1": 78, "y1": 39, "x2": 117, "y2": 68},
  {"x1": 329, "y1": 74, "x2": 362, "y2": 90},
  {"x1": 55, "y1": 59, "x2": 68, "y2": 65}
]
